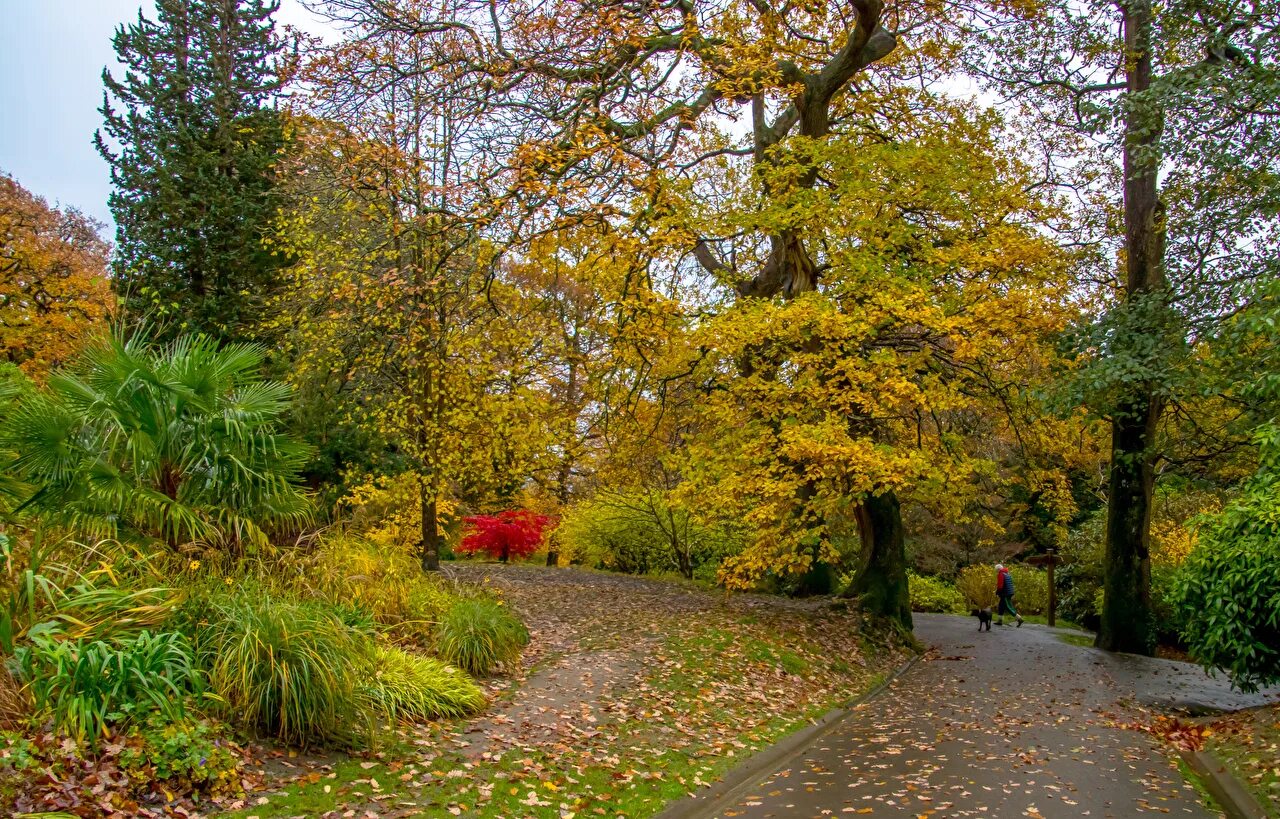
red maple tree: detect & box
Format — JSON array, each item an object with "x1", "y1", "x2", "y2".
[{"x1": 457, "y1": 510, "x2": 554, "y2": 562}]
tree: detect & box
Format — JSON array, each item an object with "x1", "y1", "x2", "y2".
[
  {"x1": 96, "y1": 0, "x2": 288, "y2": 342},
  {"x1": 269, "y1": 9, "x2": 545, "y2": 572},
  {"x1": 975, "y1": 0, "x2": 1280, "y2": 653},
  {"x1": 0, "y1": 330, "x2": 312, "y2": 551},
  {"x1": 0, "y1": 174, "x2": 113, "y2": 376},
  {"x1": 457, "y1": 510, "x2": 553, "y2": 563},
  {"x1": 314, "y1": 0, "x2": 964, "y2": 624}
]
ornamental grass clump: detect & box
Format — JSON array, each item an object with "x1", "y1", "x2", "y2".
[
  {"x1": 434, "y1": 597, "x2": 528, "y2": 676},
  {"x1": 195, "y1": 589, "x2": 369, "y2": 747},
  {"x1": 359, "y1": 644, "x2": 485, "y2": 724}
]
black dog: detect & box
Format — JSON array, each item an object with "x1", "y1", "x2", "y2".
[{"x1": 973, "y1": 608, "x2": 993, "y2": 631}]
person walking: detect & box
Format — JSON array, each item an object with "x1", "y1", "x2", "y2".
[{"x1": 995, "y1": 563, "x2": 1023, "y2": 627}]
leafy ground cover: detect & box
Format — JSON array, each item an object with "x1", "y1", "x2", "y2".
[
  {"x1": 1203, "y1": 704, "x2": 1280, "y2": 814},
  {"x1": 217, "y1": 563, "x2": 911, "y2": 818},
  {"x1": 1114, "y1": 701, "x2": 1280, "y2": 815}
]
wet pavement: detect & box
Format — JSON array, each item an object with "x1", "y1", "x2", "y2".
[{"x1": 714, "y1": 614, "x2": 1279, "y2": 819}]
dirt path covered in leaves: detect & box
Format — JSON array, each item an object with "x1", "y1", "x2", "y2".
[
  {"x1": 711, "y1": 613, "x2": 1280, "y2": 819},
  {"x1": 442, "y1": 563, "x2": 900, "y2": 765}
]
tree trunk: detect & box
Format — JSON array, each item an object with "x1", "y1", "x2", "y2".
[
  {"x1": 419, "y1": 478, "x2": 440, "y2": 572},
  {"x1": 1098, "y1": 0, "x2": 1165, "y2": 655},
  {"x1": 843, "y1": 490, "x2": 912, "y2": 628}
]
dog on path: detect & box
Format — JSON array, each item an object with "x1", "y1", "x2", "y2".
[{"x1": 973, "y1": 607, "x2": 993, "y2": 631}]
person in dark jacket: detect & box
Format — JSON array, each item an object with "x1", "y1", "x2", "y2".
[{"x1": 995, "y1": 563, "x2": 1023, "y2": 627}]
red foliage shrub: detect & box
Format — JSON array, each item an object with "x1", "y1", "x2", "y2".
[{"x1": 458, "y1": 510, "x2": 554, "y2": 562}]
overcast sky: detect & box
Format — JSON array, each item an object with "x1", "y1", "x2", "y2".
[{"x1": 0, "y1": 1, "x2": 331, "y2": 233}]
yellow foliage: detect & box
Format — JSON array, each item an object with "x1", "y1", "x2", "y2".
[{"x1": 307, "y1": 532, "x2": 458, "y2": 642}]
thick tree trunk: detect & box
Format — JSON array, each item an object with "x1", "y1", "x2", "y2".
[
  {"x1": 419, "y1": 479, "x2": 440, "y2": 572},
  {"x1": 843, "y1": 490, "x2": 912, "y2": 628},
  {"x1": 1098, "y1": 401, "x2": 1158, "y2": 651},
  {"x1": 1098, "y1": 0, "x2": 1165, "y2": 655}
]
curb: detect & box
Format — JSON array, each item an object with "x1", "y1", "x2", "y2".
[
  {"x1": 654, "y1": 652, "x2": 923, "y2": 819},
  {"x1": 1180, "y1": 748, "x2": 1270, "y2": 819}
]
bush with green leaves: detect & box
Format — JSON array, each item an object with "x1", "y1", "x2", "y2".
[
  {"x1": 0, "y1": 329, "x2": 312, "y2": 551},
  {"x1": 191, "y1": 587, "x2": 370, "y2": 747},
  {"x1": 434, "y1": 598, "x2": 528, "y2": 676},
  {"x1": 359, "y1": 644, "x2": 485, "y2": 724},
  {"x1": 907, "y1": 572, "x2": 966, "y2": 614},
  {"x1": 1174, "y1": 430, "x2": 1280, "y2": 692},
  {"x1": 12, "y1": 630, "x2": 201, "y2": 743},
  {"x1": 118, "y1": 712, "x2": 242, "y2": 796}
]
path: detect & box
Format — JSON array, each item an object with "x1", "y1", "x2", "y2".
[
  {"x1": 440, "y1": 564, "x2": 905, "y2": 764},
  {"x1": 712, "y1": 614, "x2": 1280, "y2": 819}
]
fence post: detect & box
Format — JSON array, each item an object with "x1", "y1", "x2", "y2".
[{"x1": 1047, "y1": 547, "x2": 1057, "y2": 628}]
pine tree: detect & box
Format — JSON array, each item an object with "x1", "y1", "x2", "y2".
[{"x1": 96, "y1": 0, "x2": 287, "y2": 342}]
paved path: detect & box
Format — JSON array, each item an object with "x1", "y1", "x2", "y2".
[{"x1": 713, "y1": 614, "x2": 1275, "y2": 819}]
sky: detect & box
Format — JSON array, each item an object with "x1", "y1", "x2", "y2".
[{"x1": 0, "y1": 1, "x2": 332, "y2": 233}]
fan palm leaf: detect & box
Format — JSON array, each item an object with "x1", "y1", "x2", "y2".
[{"x1": 0, "y1": 328, "x2": 313, "y2": 551}]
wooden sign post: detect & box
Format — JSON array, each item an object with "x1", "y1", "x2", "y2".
[{"x1": 1026, "y1": 548, "x2": 1060, "y2": 627}]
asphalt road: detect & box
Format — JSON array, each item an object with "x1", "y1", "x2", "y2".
[{"x1": 713, "y1": 614, "x2": 1225, "y2": 819}]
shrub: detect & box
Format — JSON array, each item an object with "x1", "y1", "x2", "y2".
[
  {"x1": 194, "y1": 588, "x2": 369, "y2": 746},
  {"x1": 1007, "y1": 567, "x2": 1049, "y2": 616},
  {"x1": 457, "y1": 510, "x2": 553, "y2": 563},
  {"x1": 13, "y1": 630, "x2": 200, "y2": 742},
  {"x1": 907, "y1": 572, "x2": 966, "y2": 613},
  {"x1": 118, "y1": 713, "x2": 242, "y2": 796},
  {"x1": 359, "y1": 644, "x2": 485, "y2": 724},
  {"x1": 955, "y1": 565, "x2": 1049, "y2": 615},
  {"x1": 0, "y1": 330, "x2": 312, "y2": 551},
  {"x1": 304, "y1": 533, "x2": 459, "y2": 644},
  {"x1": 558, "y1": 495, "x2": 745, "y2": 579},
  {"x1": 1174, "y1": 442, "x2": 1280, "y2": 692},
  {"x1": 956, "y1": 565, "x2": 996, "y2": 610},
  {"x1": 435, "y1": 598, "x2": 528, "y2": 676}
]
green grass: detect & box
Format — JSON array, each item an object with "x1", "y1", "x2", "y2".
[
  {"x1": 215, "y1": 695, "x2": 846, "y2": 819},
  {"x1": 434, "y1": 598, "x2": 529, "y2": 676},
  {"x1": 1057, "y1": 632, "x2": 1095, "y2": 648},
  {"x1": 1174, "y1": 754, "x2": 1227, "y2": 816}
]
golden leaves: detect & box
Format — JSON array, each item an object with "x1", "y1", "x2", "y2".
[{"x1": 0, "y1": 175, "x2": 114, "y2": 376}]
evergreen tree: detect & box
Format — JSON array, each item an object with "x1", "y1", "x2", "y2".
[{"x1": 96, "y1": 0, "x2": 288, "y2": 342}]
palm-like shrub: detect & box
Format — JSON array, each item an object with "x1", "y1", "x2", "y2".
[{"x1": 1, "y1": 330, "x2": 312, "y2": 551}]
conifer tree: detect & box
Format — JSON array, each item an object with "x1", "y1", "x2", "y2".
[{"x1": 96, "y1": 0, "x2": 287, "y2": 342}]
